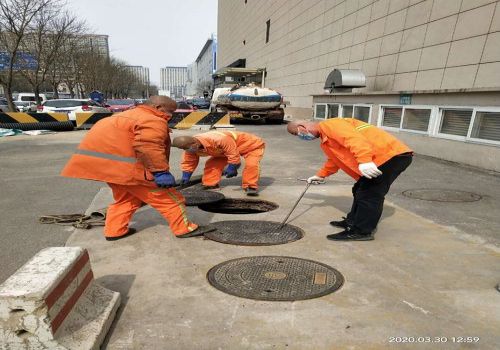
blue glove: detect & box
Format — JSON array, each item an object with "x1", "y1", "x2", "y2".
[
  {"x1": 181, "y1": 171, "x2": 192, "y2": 184},
  {"x1": 153, "y1": 171, "x2": 176, "y2": 188},
  {"x1": 223, "y1": 163, "x2": 240, "y2": 178}
]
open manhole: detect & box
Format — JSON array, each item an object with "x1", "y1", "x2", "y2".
[
  {"x1": 207, "y1": 256, "x2": 344, "y2": 301},
  {"x1": 402, "y1": 189, "x2": 482, "y2": 202},
  {"x1": 198, "y1": 198, "x2": 278, "y2": 214},
  {"x1": 180, "y1": 189, "x2": 225, "y2": 206},
  {"x1": 205, "y1": 220, "x2": 304, "y2": 246}
]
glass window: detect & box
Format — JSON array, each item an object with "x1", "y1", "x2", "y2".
[
  {"x1": 471, "y1": 111, "x2": 500, "y2": 142},
  {"x1": 382, "y1": 107, "x2": 402, "y2": 128},
  {"x1": 342, "y1": 105, "x2": 353, "y2": 118},
  {"x1": 402, "y1": 108, "x2": 431, "y2": 132},
  {"x1": 327, "y1": 104, "x2": 339, "y2": 118},
  {"x1": 315, "y1": 104, "x2": 326, "y2": 119},
  {"x1": 354, "y1": 106, "x2": 370, "y2": 123},
  {"x1": 439, "y1": 109, "x2": 473, "y2": 136},
  {"x1": 43, "y1": 100, "x2": 84, "y2": 108}
]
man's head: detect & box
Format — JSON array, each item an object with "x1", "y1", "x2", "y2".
[
  {"x1": 145, "y1": 96, "x2": 177, "y2": 115},
  {"x1": 172, "y1": 135, "x2": 202, "y2": 152},
  {"x1": 287, "y1": 120, "x2": 320, "y2": 140}
]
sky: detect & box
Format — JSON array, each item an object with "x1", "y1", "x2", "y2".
[{"x1": 65, "y1": 0, "x2": 218, "y2": 86}]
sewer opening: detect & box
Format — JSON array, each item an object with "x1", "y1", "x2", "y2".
[
  {"x1": 15, "y1": 329, "x2": 29, "y2": 338},
  {"x1": 198, "y1": 198, "x2": 278, "y2": 214},
  {"x1": 9, "y1": 308, "x2": 25, "y2": 313}
]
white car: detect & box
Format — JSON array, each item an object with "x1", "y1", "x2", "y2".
[
  {"x1": 37, "y1": 99, "x2": 109, "y2": 122},
  {"x1": 14, "y1": 101, "x2": 37, "y2": 112}
]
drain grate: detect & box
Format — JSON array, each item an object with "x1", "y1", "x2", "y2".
[
  {"x1": 180, "y1": 189, "x2": 225, "y2": 206},
  {"x1": 198, "y1": 198, "x2": 278, "y2": 214},
  {"x1": 205, "y1": 220, "x2": 303, "y2": 246},
  {"x1": 207, "y1": 256, "x2": 344, "y2": 301},
  {"x1": 402, "y1": 189, "x2": 482, "y2": 202}
]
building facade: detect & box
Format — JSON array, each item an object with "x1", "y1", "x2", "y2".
[
  {"x1": 186, "y1": 35, "x2": 218, "y2": 97},
  {"x1": 160, "y1": 66, "x2": 187, "y2": 99},
  {"x1": 125, "y1": 65, "x2": 150, "y2": 86},
  {"x1": 186, "y1": 62, "x2": 198, "y2": 96},
  {"x1": 77, "y1": 34, "x2": 109, "y2": 58},
  {"x1": 218, "y1": 0, "x2": 500, "y2": 171}
]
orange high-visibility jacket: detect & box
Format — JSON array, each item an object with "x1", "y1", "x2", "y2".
[
  {"x1": 316, "y1": 118, "x2": 412, "y2": 180},
  {"x1": 181, "y1": 130, "x2": 265, "y2": 172},
  {"x1": 61, "y1": 104, "x2": 172, "y2": 186}
]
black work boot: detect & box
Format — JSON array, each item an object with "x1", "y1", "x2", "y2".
[
  {"x1": 329, "y1": 216, "x2": 351, "y2": 229},
  {"x1": 326, "y1": 227, "x2": 374, "y2": 241},
  {"x1": 105, "y1": 228, "x2": 137, "y2": 241},
  {"x1": 202, "y1": 184, "x2": 220, "y2": 190},
  {"x1": 176, "y1": 225, "x2": 216, "y2": 238},
  {"x1": 245, "y1": 187, "x2": 259, "y2": 196}
]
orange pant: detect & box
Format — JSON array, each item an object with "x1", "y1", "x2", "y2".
[
  {"x1": 105, "y1": 183, "x2": 198, "y2": 238},
  {"x1": 203, "y1": 146, "x2": 265, "y2": 189}
]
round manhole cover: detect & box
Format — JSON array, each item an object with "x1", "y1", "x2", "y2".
[
  {"x1": 402, "y1": 189, "x2": 482, "y2": 202},
  {"x1": 198, "y1": 198, "x2": 278, "y2": 214},
  {"x1": 207, "y1": 256, "x2": 344, "y2": 301},
  {"x1": 205, "y1": 220, "x2": 304, "y2": 246},
  {"x1": 180, "y1": 189, "x2": 225, "y2": 206}
]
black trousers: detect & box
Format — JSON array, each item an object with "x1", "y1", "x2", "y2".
[{"x1": 345, "y1": 154, "x2": 413, "y2": 234}]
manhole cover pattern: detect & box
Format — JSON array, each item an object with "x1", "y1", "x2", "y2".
[
  {"x1": 180, "y1": 189, "x2": 225, "y2": 206},
  {"x1": 207, "y1": 256, "x2": 344, "y2": 301},
  {"x1": 198, "y1": 198, "x2": 278, "y2": 214},
  {"x1": 402, "y1": 189, "x2": 482, "y2": 202},
  {"x1": 205, "y1": 220, "x2": 303, "y2": 246}
]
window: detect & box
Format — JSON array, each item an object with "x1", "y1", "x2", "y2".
[
  {"x1": 471, "y1": 111, "x2": 500, "y2": 142},
  {"x1": 266, "y1": 20, "x2": 270, "y2": 43},
  {"x1": 438, "y1": 109, "x2": 473, "y2": 137},
  {"x1": 382, "y1": 107, "x2": 403, "y2": 128},
  {"x1": 353, "y1": 106, "x2": 370, "y2": 123},
  {"x1": 341, "y1": 105, "x2": 353, "y2": 118},
  {"x1": 327, "y1": 104, "x2": 339, "y2": 118},
  {"x1": 402, "y1": 108, "x2": 431, "y2": 132},
  {"x1": 314, "y1": 104, "x2": 326, "y2": 119}
]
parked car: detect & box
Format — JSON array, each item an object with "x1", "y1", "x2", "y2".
[
  {"x1": 0, "y1": 98, "x2": 16, "y2": 112},
  {"x1": 191, "y1": 97, "x2": 210, "y2": 109},
  {"x1": 105, "y1": 99, "x2": 137, "y2": 112},
  {"x1": 175, "y1": 101, "x2": 197, "y2": 113},
  {"x1": 37, "y1": 99, "x2": 109, "y2": 122},
  {"x1": 14, "y1": 101, "x2": 37, "y2": 112},
  {"x1": 13, "y1": 93, "x2": 48, "y2": 104}
]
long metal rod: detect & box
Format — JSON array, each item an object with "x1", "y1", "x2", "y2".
[{"x1": 277, "y1": 182, "x2": 311, "y2": 229}]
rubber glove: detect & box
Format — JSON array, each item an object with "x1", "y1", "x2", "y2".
[
  {"x1": 223, "y1": 163, "x2": 240, "y2": 178},
  {"x1": 181, "y1": 171, "x2": 192, "y2": 185},
  {"x1": 358, "y1": 162, "x2": 382, "y2": 179},
  {"x1": 153, "y1": 171, "x2": 176, "y2": 188},
  {"x1": 307, "y1": 175, "x2": 325, "y2": 184}
]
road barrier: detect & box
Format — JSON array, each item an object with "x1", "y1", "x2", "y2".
[
  {"x1": 0, "y1": 247, "x2": 120, "y2": 349},
  {"x1": 76, "y1": 111, "x2": 233, "y2": 130},
  {"x1": 0, "y1": 112, "x2": 74, "y2": 131}
]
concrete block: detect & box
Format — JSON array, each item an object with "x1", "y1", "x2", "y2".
[
  {"x1": 389, "y1": 0, "x2": 410, "y2": 13},
  {"x1": 356, "y1": 5, "x2": 372, "y2": 26},
  {"x1": 0, "y1": 247, "x2": 120, "y2": 350},
  {"x1": 419, "y1": 43, "x2": 451, "y2": 70},
  {"x1": 447, "y1": 35, "x2": 487, "y2": 67},
  {"x1": 381, "y1": 31, "x2": 403, "y2": 55},
  {"x1": 377, "y1": 54, "x2": 398, "y2": 75},
  {"x1": 362, "y1": 57, "x2": 380, "y2": 76},
  {"x1": 374, "y1": 74, "x2": 395, "y2": 91},
  {"x1": 491, "y1": 3, "x2": 500, "y2": 31},
  {"x1": 474, "y1": 62, "x2": 500, "y2": 88},
  {"x1": 453, "y1": 3, "x2": 495, "y2": 40},
  {"x1": 393, "y1": 72, "x2": 417, "y2": 91},
  {"x1": 371, "y1": 0, "x2": 390, "y2": 20},
  {"x1": 396, "y1": 48, "x2": 421, "y2": 73},
  {"x1": 350, "y1": 43, "x2": 365, "y2": 62},
  {"x1": 429, "y1": 0, "x2": 461, "y2": 21},
  {"x1": 481, "y1": 32, "x2": 500, "y2": 62},
  {"x1": 404, "y1": 0, "x2": 433, "y2": 29},
  {"x1": 400, "y1": 24, "x2": 427, "y2": 51},
  {"x1": 384, "y1": 9, "x2": 407, "y2": 34},
  {"x1": 353, "y1": 24, "x2": 369, "y2": 44},
  {"x1": 367, "y1": 17, "x2": 386, "y2": 40},
  {"x1": 460, "y1": 0, "x2": 497, "y2": 12},
  {"x1": 441, "y1": 65, "x2": 478, "y2": 89},
  {"x1": 414, "y1": 68, "x2": 444, "y2": 90},
  {"x1": 424, "y1": 15, "x2": 457, "y2": 46}
]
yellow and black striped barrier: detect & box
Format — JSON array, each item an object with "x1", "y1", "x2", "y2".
[
  {"x1": 76, "y1": 111, "x2": 232, "y2": 130},
  {"x1": 0, "y1": 112, "x2": 73, "y2": 131}
]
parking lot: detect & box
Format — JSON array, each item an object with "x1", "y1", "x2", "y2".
[{"x1": 1, "y1": 123, "x2": 499, "y2": 349}]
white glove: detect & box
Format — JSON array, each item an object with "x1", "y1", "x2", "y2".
[
  {"x1": 358, "y1": 162, "x2": 382, "y2": 179},
  {"x1": 307, "y1": 175, "x2": 325, "y2": 184}
]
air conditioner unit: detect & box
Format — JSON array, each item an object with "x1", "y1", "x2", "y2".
[{"x1": 324, "y1": 69, "x2": 366, "y2": 93}]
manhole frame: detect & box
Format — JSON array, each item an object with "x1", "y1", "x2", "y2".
[
  {"x1": 198, "y1": 198, "x2": 279, "y2": 214},
  {"x1": 401, "y1": 188, "x2": 483, "y2": 203},
  {"x1": 207, "y1": 255, "x2": 345, "y2": 301},
  {"x1": 180, "y1": 189, "x2": 226, "y2": 206},
  {"x1": 204, "y1": 220, "x2": 304, "y2": 246}
]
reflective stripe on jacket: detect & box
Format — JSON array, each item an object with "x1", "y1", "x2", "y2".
[
  {"x1": 181, "y1": 131, "x2": 265, "y2": 173},
  {"x1": 61, "y1": 104, "x2": 171, "y2": 186},
  {"x1": 316, "y1": 118, "x2": 412, "y2": 180}
]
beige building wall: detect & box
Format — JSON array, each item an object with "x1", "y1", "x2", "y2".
[{"x1": 218, "y1": 0, "x2": 500, "y2": 108}]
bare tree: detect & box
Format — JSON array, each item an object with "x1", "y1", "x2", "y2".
[{"x1": 0, "y1": 0, "x2": 51, "y2": 110}]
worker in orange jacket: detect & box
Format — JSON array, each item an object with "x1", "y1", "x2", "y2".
[
  {"x1": 61, "y1": 96, "x2": 213, "y2": 240},
  {"x1": 288, "y1": 118, "x2": 413, "y2": 241},
  {"x1": 171, "y1": 131, "x2": 265, "y2": 196}
]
